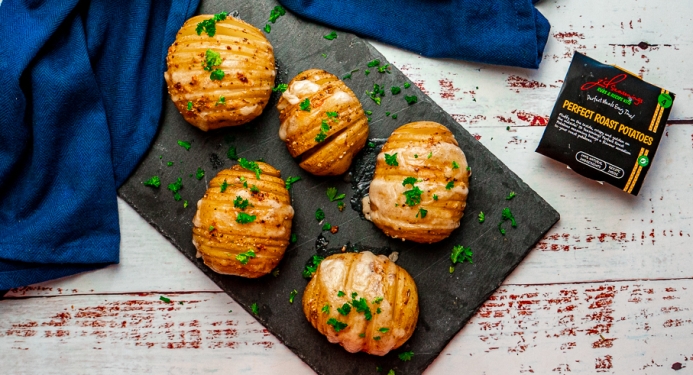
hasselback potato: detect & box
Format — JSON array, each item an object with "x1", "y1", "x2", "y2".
[
  {"x1": 192, "y1": 161, "x2": 294, "y2": 278},
  {"x1": 302, "y1": 251, "x2": 419, "y2": 356},
  {"x1": 165, "y1": 13, "x2": 276, "y2": 131},
  {"x1": 363, "y1": 121, "x2": 470, "y2": 243},
  {"x1": 277, "y1": 69, "x2": 369, "y2": 175}
]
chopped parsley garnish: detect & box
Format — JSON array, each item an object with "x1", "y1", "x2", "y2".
[
  {"x1": 195, "y1": 12, "x2": 227, "y2": 37},
  {"x1": 216, "y1": 96, "x2": 226, "y2": 106},
  {"x1": 452, "y1": 161, "x2": 460, "y2": 169},
  {"x1": 499, "y1": 207, "x2": 517, "y2": 235},
  {"x1": 326, "y1": 187, "x2": 346, "y2": 202},
  {"x1": 404, "y1": 82, "x2": 411, "y2": 89},
  {"x1": 196, "y1": 167, "x2": 205, "y2": 180},
  {"x1": 326, "y1": 318, "x2": 347, "y2": 332},
  {"x1": 373, "y1": 336, "x2": 381, "y2": 341},
  {"x1": 315, "y1": 208, "x2": 325, "y2": 221},
  {"x1": 323, "y1": 31, "x2": 338, "y2": 40},
  {"x1": 238, "y1": 158, "x2": 262, "y2": 179},
  {"x1": 337, "y1": 201, "x2": 345, "y2": 211},
  {"x1": 351, "y1": 292, "x2": 358, "y2": 298},
  {"x1": 414, "y1": 154, "x2": 418, "y2": 158},
  {"x1": 373, "y1": 297, "x2": 383, "y2": 304},
  {"x1": 272, "y1": 83, "x2": 288, "y2": 92},
  {"x1": 506, "y1": 191, "x2": 516, "y2": 200},
  {"x1": 467, "y1": 166, "x2": 471, "y2": 171},
  {"x1": 299, "y1": 98, "x2": 311, "y2": 112},
  {"x1": 364, "y1": 69, "x2": 371, "y2": 76},
  {"x1": 337, "y1": 290, "x2": 345, "y2": 297},
  {"x1": 302, "y1": 255, "x2": 324, "y2": 279},
  {"x1": 367, "y1": 141, "x2": 376, "y2": 148},
  {"x1": 290, "y1": 233, "x2": 297, "y2": 243},
  {"x1": 250, "y1": 185, "x2": 259, "y2": 193},
  {"x1": 377, "y1": 64, "x2": 390, "y2": 73},
  {"x1": 478, "y1": 211, "x2": 485, "y2": 223},
  {"x1": 337, "y1": 303, "x2": 351, "y2": 316},
  {"x1": 167, "y1": 177, "x2": 183, "y2": 201},
  {"x1": 285, "y1": 176, "x2": 301, "y2": 190},
  {"x1": 358, "y1": 333, "x2": 365, "y2": 338},
  {"x1": 378, "y1": 327, "x2": 390, "y2": 333},
  {"x1": 289, "y1": 289, "x2": 298, "y2": 304},
  {"x1": 167, "y1": 161, "x2": 174, "y2": 166},
  {"x1": 384, "y1": 153, "x2": 398, "y2": 166},
  {"x1": 177, "y1": 140, "x2": 191, "y2": 150},
  {"x1": 451, "y1": 245, "x2": 473, "y2": 265},
  {"x1": 264, "y1": 24, "x2": 271, "y2": 33},
  {"x1": 251, "y1": 302, "x2": 259, "y2": 315},
  {"x1": 268, "y1": 5, "x2": 286, "y2": 23},
  {"x1": 233, "y1": 196, "x2": 249, "y2": 210},
  {"x1": 203, "y1": 49, "x2": 222, "y2": 71},
  {"x1": 315, "y1": 120, "x2": 330, "y2": 142},
  {"x1": 391, "y1": 86, "x2": 401, "y2": 95},
  {"x1": 416, "y1": 207, "x2": 428, "y2": 218},
  {"x1": 404, "y1": 95, "x2": 418, "y2": 105},
  {"x1": 183, "y1": 200, "x2": 188, "y2": 208},
  {"x1": 367, "y1": 59, "x2": 380, "y2": 67},
  {"x1": 342, "y1": 69, "x2": 359, "y2": 80},
  {"x1": 326, "y1": 111, "x2": 339, "y2": 120},
  {"x1": 366, "y1": 83, "x2": 385, "y2": 105},
  {"x1": 402, "y1": 177, "x2": 418, "y2": 187},
  {"x1": 159, "y1": 296, "x2": 171, "y2": 303},
  {"x1": 322, "y1": 222, "x2": 332, "y2": 231},
  {"x1": 392, "y1": 114, "x2": 398, "y2": 119},
  {"x1": 143, "y1": 176, "x2": 161, "y2": 188},
  {"x1": 445, "y1": 181, "x2": 454, "y2": 190},
  {"x1": 322, "y1": 53, "x2": 327, "y2": 58},
  {"x1": 210, "y1": 69, "x2": 225, "y2": 80},
  {"x1": 187, "y1": 101, "x2": 193, "y2": 111},
  {"x1": 227, "y1": 146, "x2": 237, "y2": 160},
  {"x1": 314, "y1": 131, "x2": 327, "y2": 143},
  {"x1": 398, "y1": 351, "x2": 414, "y2": 361},
  {"x1": 236, "y1": 212, "x2": 256, "y2": 224},
  {"x1": 376, "y1": 307, "x2": 382, "y2": 314},
  {"x1": 385, "y1": 112, "x2": 390, "y2": 116},
  {"x1": 236, "y1": 250, "x2": 256, "y2": 265},
  {"x1": 428, "y1": 152, "x2": 433, "y2": 159},
  {"x1": 220, "y1": 179, "x2": 228, "y2": 192},
  {"x1": 387, "y1": 370, "x2": 395, "y2": 375},
  {"x1": 365, "y1": 110, "x2": 373, "y2": 115},
  {"x1": 321, "y1": 304, "x2": 330, "y2": 314},
  {"x1": 350, "y1": 297, "x2": 372, "y2": 320},
  {"x1": 402, "y1": 178, "x2": 422, "y2": 207},
  {"x1": 433, "y1": 194, "x2": 439, "y2": 201}
]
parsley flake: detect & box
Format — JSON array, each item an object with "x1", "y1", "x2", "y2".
[
  {"x1": 402, "y1": 177, "x2": 418, "y2": 187},
  {"x1": 268, "y1": 5, "x2": 286, "y2": 23},
  {"x1": 499, "y1": 207, "x2": 517, "y2": 235},
  {"x1": 403, "y1": 186, "x2": 422, "y2": 206},
  {"x1": 251, "y1": 302, "x2": 259, "y2": 315},
  {"x1": 452, "y1": 161, "x2": 460, "y2": 169},
  {"x1": 236, "y1": 250, "x2": 256, "y2": 265},
  {"x1": 233, "y1": 196, "x2": 249, "y2": 210},
  {"x1": 302, "y1": 255, "x2": 325, "y2": 279},
  {"x1": 337, "y1": 303, "x2": 352, "y2": 316},
  {"x1": 358, "y1": 333, "x2": 365, "y2": 338},
  {"x1": 384, "y1": 153, "x2": 398, "y2": 166},
  {"x1": 392, "y1": 114, "x2": 398, "y2": 119},
  {"x1": 285, "y1": 176, "x2": 301, "y2": 190},
  {"x1": 326, "y1": 187, "x2": 346, "y2": 202},
  {"x1": 451, "y1": 245, "x2": 473, "y2": 265},
  {"x1": 315, "y1": 208, "x2": 325, "y2": 221},
  {"x1": 445, "y1": 181, "x2": 454, "y2": 190},
  {"x1": 416, "y1": 207, "x2": 428, "y2": 218},
  {"x1": 326, "y1": 318, "x2": 347, "y2": 332},
  {"x1": 342, "y1": 69, "x2": 359, "y2": 80},
  {"x1": 196, "y1": 167, "x2": 205, "y2": 180},
  {"x1": 167, "y1": 161, "x2": 174, "y2": 166},
  {"x1": 321, "y1": 304, "x2": 330, "y2": 314},
  {"x1": 177, "y1": 140, "x2": 191, "y2": 150},
  {"x1": 210, "y1": 69, "x2": 225, "y2": 80},
  {"x1": 323, "y1": 31, "x2": 338, "y2": 40},
  {"x1": 299, "y1": 98, "x2": 311, "y2": 112},
  {"x1": 203, "y1": 49, "x2": 222, "y2": 71},
  {"x1": 428, "y1": 152, "x2": 433, "y2": 159},
  {"x1": 195, "y1": 12, "x2": 227, "y2": 37},
  {"x1": 364, "y1": 69, "x2": 371, "y2": 76},
  {"x1": 337, "y1": 201, "x2": 345, "y2": 211},
  {"x1": 236, "y1": 212, "x2": 256, "y2": 224},
  {"x1": 220, "y1": 179, "x2": 228, "y2": 192},
  {"x1": 216, "y1": 96, "x2": 226, "y2": 106},
  {"x1": 506, "y1": 191, "x2": 517, "y2": 200},
  {"x1": 289, "y1": 289, "x2": 298, "y2": 304},
  {"x1": 478, "y1": 211, "x2": 485, "y2": 223},
  {"x1": 398, "y1": 351, "x2": 414, "y2": 361},
  {"x1": 290, "y1": 233, "x2": 297, "y2": 243},
  {"x1": 322, "y1": 222, "x2": 332, "y2": 231},
  {"x1": 378, "y1": 327, "x2": 390, "y2": 333},
  {"x1": 143, "y1": 176, "x2": 161, "y2": 188},
  {"x1": 159, "y1": 296, "x2": 171, "y2": 303},
  {"x1": 238, "y1": 158, "x2": 262, "y2": 179},
  {"x1": 367, "y1": 59, "x2": 381, "y2": 67},
  {"x1": 391, "y1": 86, "x2": 401, "y2": 95},
  {"x1": 337, "y1": 290, "x2": 345, "y2": 297},
  {"x1": 250, "y1": 185, "x2": 260, "y2": 193},
  {"x1": 167, "y1": 177, "x2": 183, "y2": 201},
  {"x1": 377, "y1": 64, "x2": 390, "y2": 73},
  {"x1": 376, "y1": 307, "x2": 382, "y2": 314},
  {"x1": 373, "y1": 336, "x2": 381, "y2": 341},
  {"x1": 350, "y1": 297, "x2": 372, "y2": 320},
  {"x1": 433, "y1": 194, "x2": 439, "y2": 201},
  {"x1": 183, "y1": 200, "x2": 188, "y2": 208},
  {"x1": 365, "y1": 110, "x2": 373, "y2": 115},
  {"x1": 373, "y1": 297, "x2": 383, "y2": 304},
  {"x1": 404, "y1": 82, "x2": 411, "y2": 89},
  {"x1": 405, "y1": 95, "x2": 418, "y2": 105},
  {"x1": 187, "y1": 101, "x2": 193, "y2": 111},
  {"x1": 264, "y1": 24, "x2": 271, "y2": 33},
  {"x1": 227, "y1": 146, "x2": 237, "y2": 160},
  {"x1": 273, "y1": 83, "x2": 288, "y2": 92}
]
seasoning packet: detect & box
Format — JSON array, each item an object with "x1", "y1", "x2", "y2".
[{"x1": 536, "y1": 52, "x2": 675, "y2": 196}]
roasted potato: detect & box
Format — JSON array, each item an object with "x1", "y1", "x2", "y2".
[
  {"x1": 192, "y1": 161, "x2": 293, "y2": 278},
  {"x1": 302, "y1": 251, "x2": 419, "y2": 356},
  {"x1": 277, "y1": 69, "x2": 369, "y2": 175},
  {"x1": 363, "y1": 121, "x2": 470, "y2": 243},
  {"x1": 165, "y1": 14, "x2": 275, "y2": 131}
]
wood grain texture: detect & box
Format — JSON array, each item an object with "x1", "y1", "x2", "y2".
[{"x1": 3, "y1": 0, "x2": 693, "y2": 373}]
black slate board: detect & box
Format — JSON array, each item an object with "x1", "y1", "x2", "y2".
[{"x1": 118, "y1": 1, "x2": 560, "y2": 374}]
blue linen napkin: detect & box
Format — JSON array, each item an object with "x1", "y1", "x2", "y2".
[
  {"x1": 278, "y1": 0, "x2": 550, "y2": 69},
  {"x1": 0, "y1": 0, "x2": 199, "y2": 290}
]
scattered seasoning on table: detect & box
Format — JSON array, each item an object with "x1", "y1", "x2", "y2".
[
  {"x1": 273, "y1": 83, "x2": 288, "y2": 92},
  {"x1": 290, "y1": 233, "x2": 297, "y2": 243},
  {"x1": 323, "y1": 31, "x2": 338, "y2": 40},
  {"x1": 403, "y1": 82, "x2": 411, "y2": 89},
  {"x1": 183, "y1": 200, "x2": 188, "y2": 208},
  {"x1": 302, "y1": 255, "x2": 325, "y2": 278},
  {"x1": 364, "y1": 69, "x2": 371, "y2": 76},
  {"x1": 251, "y1": 302, "x2": 259, "y2": 315},
  {"x1": 321, "y1": 53, "x2": 327, "y2": 58},
  {"x1": 391, "y1": 86, "x2": 401, "y2": 95},
  {"x1": 285, "y1": 176, "x2": 301, "y2": 190},
  {"x1": 342, "y1": 69, "x2": 359, "y2": 80},
  {"x1": 167, "y1": 177, "x2": 183, "y2": 201},
  {"x1": 326, "y1": 187, "x2": 346, "y2": 202},
  {"x1": 385, "y1": 111, "x2": 390, "y2": 116},
  {"x1": 143, "y1": 176, "x2": 161, "y2": 188},
  {"x1": 365, "y1": 110, "x2": 373, "y2": 115},
  {"x1": 391, "y1": 114, "x2": 398, "y2": 119},
  {"x1": 404, "y1": 95, "x2": 418, "y2": 105},
  {"x1": 367, "y1": 141, "x2": 376, "y2": 148},
  {"x1": 315, "y1": 208, "x2": 325, "y2": 221},
  {"x1": 264, "y1": 24, "x2": 271, "y2": 33},
  {"x1": 177, "y1": 140, "x2": 191, "y2": 150},
  {"x1": 498, "y1": 207, "x2": 517, "y2": 235},
  {"x1": 322, "y1": 222, "x2": 332, "y2": 231},
  {"x1": 227, "y1": 146, "x2": 237, "y2": 160},
  {"x1": 367, "y1": 59, "x2": 380, "y2": 67},
  {"x1": 384, "y1": 153, "x2": 398, "y2": 166},
  {"x1": 377, "y1": 64, "x2": 390, "y2": 74},
  {"x1": 450, "y1": 245, "x2": 473, "y2": 273},
  {"x1": 238, "y1": 158, "x2": 262, "y2": 179},
  {"x1": 195, "y1": 12, "x2": 227, "y2": 37},
  {"x1": 289, "y1": 289, "x2": 298, "y2": 303},
  {"x1": 268, "y1": 5, "x2": 286, "y2": 23},
  {"x1": 506, "y1": 191, "x2": 516, "y2": 200},
  {"x1": 478, "y1": 211, "x2": 485, "y2": 223},
  {"x1": 337, "y1": 201, "x2": 345, "y2": 211},
  {"x1": 398, "y1": 351, "x2": 414, "y2": 361},
  {"x1": 195, "y1": 167, "x2": 204, "y2": 180}
]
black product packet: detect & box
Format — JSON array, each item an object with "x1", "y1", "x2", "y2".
[{"x1": 536, "y1": 52, "x2": 675, "y2": 196}]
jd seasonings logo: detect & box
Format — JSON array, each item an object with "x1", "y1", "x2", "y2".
[{"x1": 581, "y1": 73, "x2": 644, "y2": 106}]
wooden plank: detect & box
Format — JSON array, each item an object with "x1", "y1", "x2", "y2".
[
  {"x1": 8, "y1": 123, "x2": 693, "y2": 297},
  {"x1": 3, "y1": 279, "x2": 693, "y2": 374}
]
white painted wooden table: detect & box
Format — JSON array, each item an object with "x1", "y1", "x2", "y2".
[{"x1": 2, "y1": 1, "x2": 693, "y2": 373}]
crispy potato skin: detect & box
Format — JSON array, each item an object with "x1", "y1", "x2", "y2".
[
  {"x1": 165, "y1": 15, "x2": 276, "y2": 131},
  {"x1": 277, "y1": 69, "x2": 369, "y2": 176},
  {"x1": 302, "y1": 252, "x2": 419, "y2": 356},
  {"x1": 363, "y1": 121, "x2": 470, "y2": 243},
  {"x1": 192, "y1": 162, "x2": 293, "y2": 278}
]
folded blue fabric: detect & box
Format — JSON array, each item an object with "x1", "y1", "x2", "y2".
[
  {"x1": 0, "y1": 0, "x2": 198, "y2": 289},
  {"x1": 278, "y1": 0, "x2": 550, "y2": 69}
]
